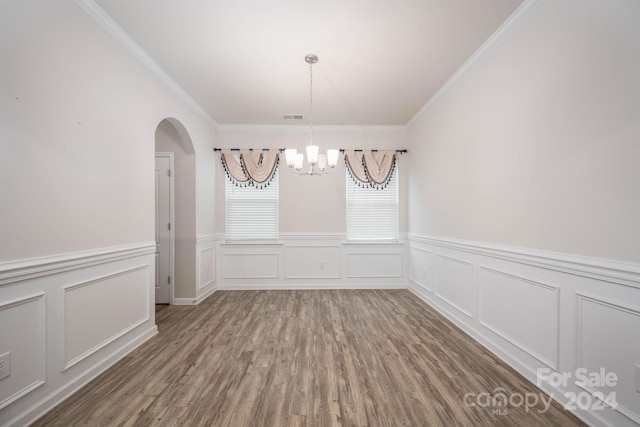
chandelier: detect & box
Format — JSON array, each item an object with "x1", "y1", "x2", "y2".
[{"x1": 284, "y1": 54, "x2": 340, "y2": 175}]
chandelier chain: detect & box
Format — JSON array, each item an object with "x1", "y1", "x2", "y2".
[{"x1": 309, "y1": 59, "x2": 313, "y2": 144}]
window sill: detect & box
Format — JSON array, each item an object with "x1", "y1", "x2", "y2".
[
  {"x1": 343, "y1": 239, "x2": 402, "y2": 246},
  {"x1": 220, "y1": 239, "x2": 283, "y2": 248}
]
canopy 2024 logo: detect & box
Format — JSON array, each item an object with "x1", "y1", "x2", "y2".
[
  {"x1": 537, "y1": 368, "x2": 618, "y2": 411},
  {"x1": 463, "y1": 368, "x2": 618, "y2": 416}
]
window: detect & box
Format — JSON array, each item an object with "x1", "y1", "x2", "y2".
[
  {"x1": 346, "y1": 165, "x2": 398, "y2": 241},
  {"x1": 225, "y1": 171, "x2": 278, "y2": 240}
]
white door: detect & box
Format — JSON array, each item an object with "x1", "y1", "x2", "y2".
[{"x1": 155, "y1": 155, "x2": 172, "y2": 304}]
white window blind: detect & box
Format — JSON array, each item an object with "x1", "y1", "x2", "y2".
[
  {"x1": 346, "y1": 166, "x2": 398, "y2": 241},
  {"x1": 225, "y1": 170, "x2": 278, "y2": 240}
]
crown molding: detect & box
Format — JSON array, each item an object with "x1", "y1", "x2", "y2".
[
  {"x1": 406, "y1": 0, "x2": 543, "y2": 127},
  {"x1": 75, "y1": 0, "x2": 217, "y2": 126},
  {"x1": 216, "y1": 124, "x2": 407, "y2": 132}
]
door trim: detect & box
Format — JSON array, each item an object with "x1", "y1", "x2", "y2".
[{"x1": 155, "y1": 152, "x2": 175, "y2": 305}]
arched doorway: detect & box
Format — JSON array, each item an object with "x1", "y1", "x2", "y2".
[{"x1": 154, "y1": 118, "x2": 196, "y2": 304}]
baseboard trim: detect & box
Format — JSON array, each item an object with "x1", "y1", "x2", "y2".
[
  {"x1": 172, "y1": 298, "x2": 198, "y2": 306},
  {"x1": 217, "y1": 283, "x2": 407, "y2": 291},
  {"x1": 196, "y1": 285, "x2": 217, "y2": 304},
  {"x1": 8, "y1": 325, "x2": 158, "y2": 427}
]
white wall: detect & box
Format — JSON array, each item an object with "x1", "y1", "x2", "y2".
[
  {"x1": 0, "y1": 1, "x2": 215, "y2": 424},
  {"x1": 407, "y1": 0, "x2": 640, "y2": 263},
  {"x1": 0, "y1": 0, "x2": 216, "y2": 261},
  {"x1": 407, "y1": 1, "x2": 640, "y2": 426}
]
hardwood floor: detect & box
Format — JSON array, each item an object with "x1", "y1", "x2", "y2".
[{"x1": 33, "y1": 290, "x2": 585, "y2": 426}]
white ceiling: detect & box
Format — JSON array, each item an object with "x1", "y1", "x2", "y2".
[{"x1": 93, "y1": 0, "x2": 523, "y2": 126}]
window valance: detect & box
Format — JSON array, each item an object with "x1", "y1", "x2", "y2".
[
  {"x1": 221, "y1": 149, "x2": 279, "y2": 188},
  {"x1": 344, "y1": 150, "x2": 397, "y2": 189}
]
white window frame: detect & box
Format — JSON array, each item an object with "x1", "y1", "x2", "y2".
[
  {"x1": 346, "y1": 165, "x2": 399, "y2": 241},
  {"x1": 225, "y1": 169, "x2": 279, "y2": 242}
]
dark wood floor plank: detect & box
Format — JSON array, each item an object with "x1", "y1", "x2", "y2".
[{"x1": 33, "y1": 289, "x2": 585, "y2": 427}]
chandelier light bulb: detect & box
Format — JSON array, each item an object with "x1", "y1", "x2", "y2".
[
  {"x1": 294, "y1": 153, "x2": 304, "y2": 171},
  {"x1": 317, "y1": 154, "x2": 328, "y2": 171},
  {"x1": 327, "y1": 149, "x2": 339, "y2": 168},
  {"x1": 284, "y1": 148, "x2": 297, "y2": 168},
  {"x1": 306, "y1": 145, "x2": 319, "y2": 165}
]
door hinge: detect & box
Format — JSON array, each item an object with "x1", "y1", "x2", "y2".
[
  {"x1": 167, "y1": 169, "x2": 171, "y2": 177},
  {"x1": 168, "y1": 276, "x2": 171, "y2": 284},
  {"x1": 168, "y1": 223, "x2": 171, "y2": 230}
]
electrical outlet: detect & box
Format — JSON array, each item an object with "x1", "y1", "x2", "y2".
[
  {"x1": 0, "y1": 351, "x2": 11, "y2": 381},
  {"x1": 635, "y1": 364, "x2": 640, "y2": 393}
]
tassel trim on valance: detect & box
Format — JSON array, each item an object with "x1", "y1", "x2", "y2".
[
  {"x1": 344, "y1": 150, "x2": 396, "y2": 189},
  {"x1": 221, "y1": 149, "x2": 279, "y2": 188}
]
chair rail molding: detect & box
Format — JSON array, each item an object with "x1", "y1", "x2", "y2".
[{"x1": 0, "y1": 242, "x2": 156, "y2": 286}]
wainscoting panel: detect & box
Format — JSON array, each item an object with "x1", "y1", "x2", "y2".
[
  {"x1": 434, "y1": 254, "x2": 473, "y2": 317},
  {"x1": 285, "y1": 246, "x2": 341, "y2": 279},
  {"x1": 346, "y1": 253, "x2": 402, "y2": 279},
  {"x1": 222, "y1": 253, "x2": 280, "y2": 279},
  {"x1": 478, "y1": 266, "x2": 559, "y2": 369},
  {"x1": 407, "y1": 233, "x2": 640, "y2": 427},
  {"x1": 199, "y1": 248, "x2": 215, "y2": 288},
  {"x1": 576, "y1": 293, "x2": 640, "y2": 425},
  {"x1": 62, "y1": 265, "x2": 150, "y2": 370},
  {"x1": 217, "y1": 236, "x2": 407, "y2": 289},
  {"x1": 0, "y1": 242, "x2": 157, "y2": 427},
  {"x1": 409, "y1": 246, "x2": 433, "y2": 293},
  {"x1": 192, "y1": 234, "x2": 217, "y2": 305},
  {"x1": 0, "y1": 294, "x2": 46, "y2": 410}
]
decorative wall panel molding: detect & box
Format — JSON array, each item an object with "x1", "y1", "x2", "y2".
[
  {"x1": 407, "y1": 233, "x2": 640, "y2": 427},
  {"x1": 345, "y1": 253, "x2": 402, "y2": 279},
  {"x1": 61, "y1": 265, "x2": 151, "y2": 370},
  {"x1": 221, "y1": 253, "x2": 280, "y2": 279},
  {"x1": 576, "y1": 293, "x2": 640, "y2": 425},
  {"x1": 195, "y1": 234, "x2": 217, "y2": 305},
  {"x1": 434, "y1": 254, "x2": 473, "y2": 317},
  {"x1": 285, "y1": 246, "x2": 341, "y2": 279},
  {"x1": 217, "y1": 235, "x2": 407, "y2": 289},
  {"x1": 198, "y1": 248, "x2": 215, "y2": 289},
  {"x1": 409, "y1": 246, "x2": 433, "y2": 292},
  {"x1": 478, "y1": 266, "x2": 559, "y2": 370},
  {"x1": 0, "y1": 293, "x2": 46, "y2": 410}
]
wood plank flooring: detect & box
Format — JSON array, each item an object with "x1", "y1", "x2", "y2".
[{"x1": 33, "y1": 290, "x2": 585, "y2": 426}]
